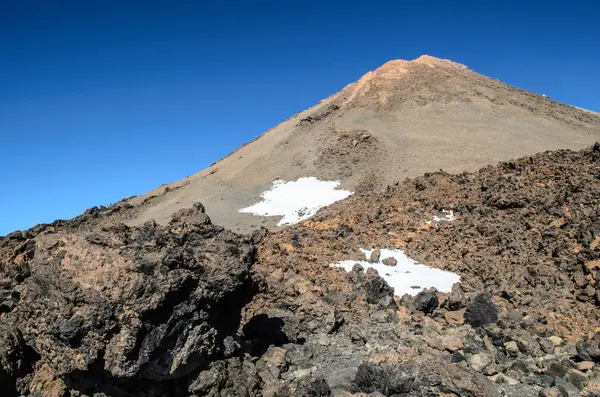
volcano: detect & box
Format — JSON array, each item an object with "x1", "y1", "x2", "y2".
[{"x1": 119, "y1": 55, "x2": 600, "y2": 233}]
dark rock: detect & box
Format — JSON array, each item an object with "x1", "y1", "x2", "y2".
[
  {"x1": 554, "y1": 377, "x2": 580, "y2": 396},
  {"x1": 450, "y1": 351, "x2": 465, "y2": 362},
  {"x1": 363, "y1": 268, "x2": 394, "y2": 304},
  {"x1": 564, "y1": 369, "x2": 588, "y2": 390},
  {"x1": 294, "y1": 376, "x2": 331, "y2": 397},
  {"x1": 546, "y1": 361, "x2": 568, "y2": 378},
  {"x1": 539, "y1": 338, "x2": 555, "y2": 354},
  {"x1": 0, "y1": 324, "x2": 37, "y2": 397},
  {"x1": 352, "y1": 263, "x2": 364, "y2": 273},
  {"x1": 575, "y1": 340, "x2": 600, "y2": 362},
  {"x1": 509, "y1": 360, "x2": 530, "y2": 378},
  {"x1": 192, "y1": 202, "x2": 205, "y2": 213},
  {"x1": 349, "y1": 263, "x2": 365, "y2": 284},
  {"x1": 57, "y1": 315, "x2": 85, "y2": 345},
  {"x1": 463, "y1": 343, "x2": 480, "y2": 355},
  {"x1": 399, "y1": 294, "x2": 412, "y2": 308},
  {"x1": 464, "y1": 293, "x2": 498, "y2": 328},
  {"x1": 250, "y1": 227, "x2": 268, "y2": 244},
  {"x1": 532, "y1": 374, "x2": 555, "y2": 388},
  {"x1": 412, "y1": 289, "x2": 439, "y2": 314},
  {"x1": 353, "y1": 362, "x2": 415, "y2": 394}
]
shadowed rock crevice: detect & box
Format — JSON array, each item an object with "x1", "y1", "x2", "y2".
[
  {"x1": 0, "y1": 324, "x2": 40, "y2": 397},
  {"x1": 242, "y1": 314, "x2": 290, "y2": 357}
]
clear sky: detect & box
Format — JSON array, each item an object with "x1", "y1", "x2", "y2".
[{"x1": 1, "y1": 1, "x2": 599, "y2": 236}]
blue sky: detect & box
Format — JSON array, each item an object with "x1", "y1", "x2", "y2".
[{"x1": 1, "y1": 1, "x2": 599, "y2": 235}]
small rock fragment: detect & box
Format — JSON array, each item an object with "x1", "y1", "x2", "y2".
[
  {"x1": 548, "y1": 336, "x2": 563, "y2": 347},
  {"x1": 468, "y1": 352, "x2": 493, "y2": 372},
  {"x1": 564, "y1": 368, "x2": 588, "y2": 390},
  {"x1": 370, "y1": 249, "x2": 381, "y2": 263},
  {"x1": 554, "y1": 377, "x2": 581, "y2": 396},
  {"x1": 539, "y1": 338, "x2": 556, "y2": 354},
  {"x1": 504, "y1": 341, "x2": 519, "y2": 356},
  {"x1": 447, "y1": 286, "x2": 467, "y2": 310},
  {"x1": 577, "y1": 361, "x2": 593, "y2": 371},
  {"x1": 539, "y1": 387, "x2": 562, "y2": 397},
  {"x1": 428, "y1": 336, "x2": 464, "y2": 352},
  {"x1": 444, "y1": 309, "x2": 465, "y2": 325},
  {"x1": 382, "y1": 257, "x2": 397, "y2": 266}
]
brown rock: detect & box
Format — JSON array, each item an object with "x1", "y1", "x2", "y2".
[
  {"x1": 577, "y1": 361, "x2": 594, "y2": 371},
  {"x1": 429, "y1": 335, "x2": 464, "y2": 352},
  {"x1": 548, "y1": 336, "x2": 563, "y2": 347},
  {"x1": 584, "y1": 284, "x2": 596, "y2": 297},
  {"x1": 539, "y1": 387, "x2": 562, "y2": 397},
  {"x1": 445, "y1": 309, "x2": 466, "y2": 325},
  {"x1": 370, "y1": 249, "x2": 381, "y2": 263},
  {"x1": 382, "y1": 257, "x2": 397, "y2": 266}
]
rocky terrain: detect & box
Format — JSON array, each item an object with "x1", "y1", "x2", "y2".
[
  {"x1": 119, "y1": 55, "x2": 600, "y2": 234},
  {"x1": 3, "y1": 145, "x2": 600, "y2": 396}
]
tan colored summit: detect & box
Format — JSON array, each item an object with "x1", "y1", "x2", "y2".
[{"x1": 124, "y1": 55, "x2": 600, "y2": 232}]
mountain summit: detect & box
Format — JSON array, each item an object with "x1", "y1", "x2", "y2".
[{"x1": 122, "y1": 56, "x2": 600, "y2": 232}]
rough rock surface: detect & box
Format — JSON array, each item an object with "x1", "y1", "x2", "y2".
[
  {"x1": 247, "y1": 144, "x2": 600, "y2": 396},
  {"x1": 5, "y1": 145, "x2": 600, "y2": 396},
  {"x1": 0, "y1": 205, "x2": 258, "y2": 396}
]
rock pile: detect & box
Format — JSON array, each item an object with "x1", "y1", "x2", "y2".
[{"x1": 4, "y1": 145, "x2": 600, "y2": 396}]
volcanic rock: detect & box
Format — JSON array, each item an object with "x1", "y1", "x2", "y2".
[
  {"x1": 412, "y1": 289, "x2": 439, "y2": 314},
  {"x1": 0, "y1": 205, "x2": 258, "y2": 396},
  {"x1": 464, "y1": 293, "x2": 499, "y2": 328},
  {"x1": 7, "y1": 145, "x2": 600, "y2": 396}
]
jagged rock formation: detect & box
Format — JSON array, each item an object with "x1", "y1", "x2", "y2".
[
  {"x1": 5, "y1": 145, "x2": 600, "y2": 396},
  {"x1": 0, "y1": 205, "x2": 258, "y2": 396}
]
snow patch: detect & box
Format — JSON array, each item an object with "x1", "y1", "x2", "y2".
[
  {"x1": 240, "y1": 177, "x2": 353, "y2": 226},
  {"x1": 425, "y1": 210, "x2": 455, "y2": 225},
  {"x1": 331, "y1": 248, "x2": 460, "y2": 297}
]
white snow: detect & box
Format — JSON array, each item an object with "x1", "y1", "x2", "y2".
[
  {"x1": 331, "y1": 248, "x2": 460, "y2": 297},
  {"x1": 239, "y1": 177, "x2": 353, "y2": 226},
  {"x1": 425, "y1": 210, "x2": 455, "y2": 225}
]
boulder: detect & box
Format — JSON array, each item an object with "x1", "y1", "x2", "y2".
[
  {"x1": 363, "y1": 268, "x2": 394, "y2": 304},
  {"x1": 464, "y1": 293, "x2": 498, "y2": 328},
  {"x1": 413, "y1": 289, "x2": 439, "y2": 314}
]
